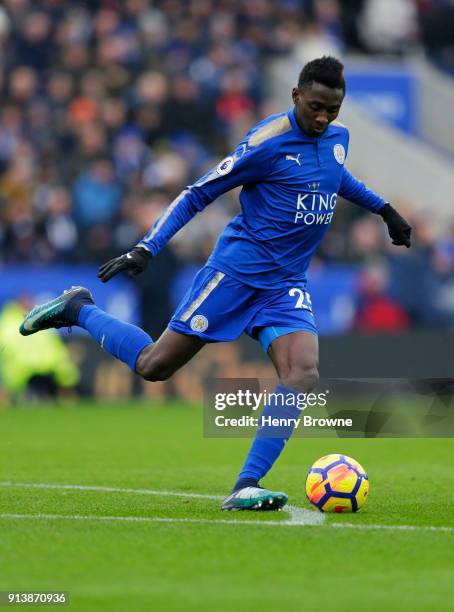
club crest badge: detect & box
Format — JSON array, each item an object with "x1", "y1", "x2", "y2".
[
  {"x1": 190, "y1": 314, "x2": 209, "y2": 332},
  {"x1": 333, "y1": 144, "x2": 345, "y2": 165}
]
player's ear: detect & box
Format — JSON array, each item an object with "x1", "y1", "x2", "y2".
[{"x1": 292, "y1": 87, "x2": 301, "y2": 105}]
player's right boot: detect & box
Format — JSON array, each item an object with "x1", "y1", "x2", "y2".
[
  {"x1": 221, "y1": 486, "x2": 288, "y2": 511},
  {"x1": 19, "y1": 286, "x2": 94, "y2": 336}
]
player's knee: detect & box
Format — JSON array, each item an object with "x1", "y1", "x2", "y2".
[
  {"x1": 135, "y1": 347, "x2": 174, "y2": 382},
  {"x1": 282, "y1": 364, "x2": 319, "y2": 393},
  {"x1": 139, "y1": 360, "x2": 174, "y2": 382}
]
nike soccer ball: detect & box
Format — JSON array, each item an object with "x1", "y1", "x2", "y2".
[{"x1": 305, "y1": 454, "x2": 369, "y2": 512}]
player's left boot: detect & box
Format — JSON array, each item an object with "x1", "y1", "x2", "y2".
[
  {"x1": 221, "y1": 486, "x2": 288, "y2": 511},
  {"x1": 19, "y1": 286, "x2": 94, "y2": 336}
]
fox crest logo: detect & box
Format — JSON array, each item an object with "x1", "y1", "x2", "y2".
[
  {"x1": 333, "y1": 144, "x2": 345, "y2": 165},
  {"x1": 190, "y1": 314, "x2": 209, "y2": 332}
]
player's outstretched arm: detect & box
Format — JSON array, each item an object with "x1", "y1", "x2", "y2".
[
  {"x1": 378, "y1": 202, "x2": 412, "y2": 248},
  {"x1": 98, "y1": 245, "x2": 151, "y2": 283},
  {"x1": 97, "y1": 127, "x2": 274, "y2": 282},
  {"x1": 339, "y1": 168, "x2": 412, "y2": 248}
]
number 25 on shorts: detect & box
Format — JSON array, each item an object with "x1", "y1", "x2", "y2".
[{"x1": 289, "y1": 288, "x2": 312, "y2": 310}]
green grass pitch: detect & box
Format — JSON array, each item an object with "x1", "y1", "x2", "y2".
[{"x1": 1, "y1": 401, "x2": 454, "y2": 611}]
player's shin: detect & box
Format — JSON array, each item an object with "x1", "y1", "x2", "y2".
[
  {"x1": 78, "y1": 305, "x2": 153, "y2": 374},
  {"x1": 232, "y1": 384, "x2": 301, "y2": 491}
]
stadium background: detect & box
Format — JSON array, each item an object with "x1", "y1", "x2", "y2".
[{"x1": 1, "y1": 0, "x2": 454, "y2": 401}]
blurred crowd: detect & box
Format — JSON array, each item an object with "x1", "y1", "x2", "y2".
[
  {"x1": 0, "y1": 0, "x2": 453, "y2": 335},
  {"x1": 316, "y1": 204, "x2": 454, "y2": 332}
]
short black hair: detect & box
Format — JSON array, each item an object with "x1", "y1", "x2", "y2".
[{"x1": 297, "y1": 56, "x2": 346, "y2": 93}]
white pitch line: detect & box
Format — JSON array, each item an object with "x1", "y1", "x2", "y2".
[
  {"x1": 0, "y1": 513, "x2": 453, "y2": 533},
  {"x1": 331, "y1": 522, "x2": 454, "y2": 533},
  {"x1": 0, "y1": 481, "x2": 220, "y2": 500},
  {"x1": 287, "y1": 505, "x2": 324, "y2": 525},
  {"x1": 0, "y1": 481, "x2": 322, "y2": 527},
  {"x1": 0, "y1": 512, "x2": 316, "y2": 528},
  {"x1": 3, "y1": 481, "x2": 453, "y2": 532}
]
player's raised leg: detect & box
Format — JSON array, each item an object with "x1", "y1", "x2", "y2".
[
  {"x1": 222, "y1": 331, "x2": 318, "y2": 510},
  {"x1": 135, "y1": 328, "x2": 205, "y2": 381},
  {"x1": 19, "y1": 286, "x2": 205, "y2": 379}
]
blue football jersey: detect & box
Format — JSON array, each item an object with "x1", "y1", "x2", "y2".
[{"x1": 138, "y1": 109, "x2": 384, "y2": 288}]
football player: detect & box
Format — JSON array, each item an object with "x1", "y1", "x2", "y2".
[{"x1": 20, "y1": 57, "x2": 411, "y2": 511}]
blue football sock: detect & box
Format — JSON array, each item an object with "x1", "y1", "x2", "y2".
[
  {"x1": 234, "y1": 384, "x2": 302, "y2": 491},
  {"x1": 78, "y1": 305, "x2": 153, "y2": 373}
]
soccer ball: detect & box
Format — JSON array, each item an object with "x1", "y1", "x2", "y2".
[{"x1": 305, "y1": 453, "x2": 369, "y2": 512}]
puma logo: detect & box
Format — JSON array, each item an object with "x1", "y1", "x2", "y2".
[{"x1": 286, "y1": 153, "x2": 301, "y2": 166}]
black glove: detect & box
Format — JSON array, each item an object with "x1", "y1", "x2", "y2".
[
  {"x1": 98, "y1": 246, "x2": 151, "y2": 283},
  {"x1": 378, "y1": 203, "x2": 412, "y2": 248}
]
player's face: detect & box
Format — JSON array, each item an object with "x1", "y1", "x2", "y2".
[{"x1": 292, "y1": 82, "x2": 344, "y2": 137}]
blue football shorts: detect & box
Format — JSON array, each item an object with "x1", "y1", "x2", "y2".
[{"x1": 168, "y1": 265, "x2": 318, "y2": 353}]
